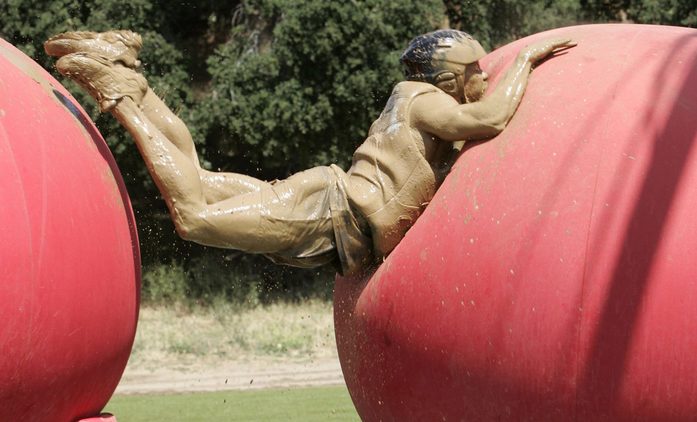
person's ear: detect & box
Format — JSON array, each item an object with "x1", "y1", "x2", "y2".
[{"x1": 434, "y1": 72, "x2": 458, "y2": 96}]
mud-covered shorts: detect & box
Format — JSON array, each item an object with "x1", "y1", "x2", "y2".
[{"x1": 262, "y1": 165, "x2": 372, "y2": 276}]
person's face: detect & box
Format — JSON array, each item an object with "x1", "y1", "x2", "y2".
[{"x1": 462, "y1": 61, "x2": 488, "y2": 103}]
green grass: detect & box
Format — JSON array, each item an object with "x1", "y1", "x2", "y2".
[{"x1": 105, "y1": 385, "x2": 359, "y2": 421}]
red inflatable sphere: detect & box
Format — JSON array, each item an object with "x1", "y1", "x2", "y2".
[
  {"x1": 0, "y1": 39, "x2": 140, "y2": 421},
  {"x1": 335, "y1": 24, "x2": 697, "y2": 421}
]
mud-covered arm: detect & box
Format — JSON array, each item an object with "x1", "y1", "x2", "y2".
[{"x1": 412, "y1": 38, "x2": 576, "y2": 142}]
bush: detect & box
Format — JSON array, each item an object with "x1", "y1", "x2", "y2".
[
  {"x1": 139, "y1": 249, "x2": 336, "y2": 306},
  {"x1": 186, "y1": 250, "x2": 263, "y2": 306},
  {"x1": 141, "y1": 261, "x2": 189, "y2": 303}
]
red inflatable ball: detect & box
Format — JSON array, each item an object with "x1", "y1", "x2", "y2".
[
  {"x1": 0, "y1": 39, "x2": 140, "y2": 421},
  {"x1": 335, "y1": 24, "x2": 697, "y2": 421}
]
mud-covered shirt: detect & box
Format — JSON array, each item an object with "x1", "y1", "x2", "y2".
[{"x1": 347, "y1": 81, "x2": 455, "y2": 258}]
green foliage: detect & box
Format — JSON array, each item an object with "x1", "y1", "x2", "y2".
[
  {"x1": 580, "y1": 0, "x2": 697, "y2": 25},
  {"x1": 195, "y1": 0, "x2": 442, "y2": 177},
  {"x1": 141, "y1": 261, "x2": 189, "y2": 303},
  {"x1": 629, "y1": 0, "x2": 697, "y2": 26},
  {"x1": 186, "y1": 251, "x2": 264, "y2": 305},
  {"x1": 579, "y1": 0, "x2": 631, "y2": 21},
  {"x1": 444, "y1": 0, "x2": 583, "y2": 50},
  {"x1": 139, "y1": 249, "x2": 335, "y2": 305}
]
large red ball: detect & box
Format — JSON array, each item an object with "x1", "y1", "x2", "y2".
[
  {"x1": 335, "y1": 24, "x2": 697, "y2": 421},
  {"x1": 0, "y1": 39, "x2": 140, "y2": 421}
]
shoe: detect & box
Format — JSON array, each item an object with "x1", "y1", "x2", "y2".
[
  {"x1": 56, "y1": 52, "x2": 147, "y2": 112},
  {"x1": 45, "y1": 30, "x2": 142, "y2": 68}
]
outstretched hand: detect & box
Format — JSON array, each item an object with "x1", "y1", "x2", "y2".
[{"x1": 520, "y1": 38, "x2": 577, "y2": 63}]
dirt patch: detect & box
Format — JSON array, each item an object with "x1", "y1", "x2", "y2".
[
  {"x1": 115, "y1": 357, "x2": 345, "y2": 395},
  {"x1": 115, "y1": 302, "x2": 344, "y2": 395}
]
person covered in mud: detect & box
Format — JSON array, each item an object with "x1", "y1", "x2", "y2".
[{"x1": 44, "y1": 29, "x2": 574, "y2": 276}]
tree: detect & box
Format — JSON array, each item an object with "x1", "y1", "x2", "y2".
[
  {"x1": 579, "y1": 0, "x2": 631, "y2": 21},
  {"x1": 579, "y1": 0, "x2": 697, "y2": 26},
  {"x1": 193, "y1": 0, "x2": 443, "y2": 179},
  {"x1": 443, "y1": 0, "x2": 582, "y2": 50},
  {"x1": 628, "y1": 0, "x2": 697, "y2": 26}
]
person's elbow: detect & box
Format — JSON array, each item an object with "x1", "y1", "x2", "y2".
[
  {"x1": 472, "y1": 100, "x2": 510, "y2": 138},
  {"x1": 428, "y1": 105, "x2": 507, "y2": 141},
  {"x1": 465, "y1": 113, "x2": 506, "y2": 140},
  {"x1": 171, "y1": 205, "x2": 208, "y2": 243},
  {"x1": 482, "y1": 116, "x2": 506, "y2": 136}
]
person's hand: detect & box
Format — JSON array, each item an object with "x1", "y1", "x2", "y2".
[{"x1": 519, "y1": 38, "x2": 577, "y2": 64}]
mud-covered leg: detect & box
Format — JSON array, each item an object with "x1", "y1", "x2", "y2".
[
  {"x1": 111, "y1": 97, "x2": 276, "y2": 249},
  {"x1": 46, "y1": 32, "x2": 262, "y2": 202},
  {"x1": 112, "y1": 97, "x2": 206, "y2": 231},
  {"x1": 139, "y1": 88, "x2": 266, "y2": 202}
]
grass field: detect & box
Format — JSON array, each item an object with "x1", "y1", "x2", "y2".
[
  {"x1": 105, "y1": 385, "x2": 359, "y2": 421},
  {"x1": 130, "y1": 300, "x2": 337, "y2": 371},
  {"x1": 111, "y1": 301, "x2": 358, "y2": 419}
]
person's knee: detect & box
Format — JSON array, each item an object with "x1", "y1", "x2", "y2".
[
  {"x1": 171, "y1": 205, "x2": 206, "y2": 242},
  {"x1": 174, "y1": 222, "x2": 196, "y2": 242}
]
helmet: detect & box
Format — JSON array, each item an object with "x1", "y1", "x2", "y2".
[{"x1": 400, "y1": 30, "x2": 487, "y2": 84}]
